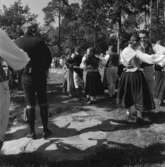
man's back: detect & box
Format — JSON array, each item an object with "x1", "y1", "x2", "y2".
[{"x1": 15, "y1": 35, "x2": 52, "y2": 75}]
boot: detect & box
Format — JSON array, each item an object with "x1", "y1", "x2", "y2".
[
  {"x1": 26, "y1": 107, "x2": 36, "y2": 139},
  {"x1": 40, "y1": 105, "x2": 52, "y2": 139}
]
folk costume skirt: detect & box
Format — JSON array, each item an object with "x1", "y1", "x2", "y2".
[
  {"x1": 103, "y1": 66, "x2": 118, "y2": 97},
  {"x1": 117, "y1": 70, "x2": 154, "y2": 112},
  {"x1": 155, "y1": 70, "x2": 165, "y2": 101},
  {"x1": 66, "y1": 69, "x2": 75, "y2": 94},
  {"x1": 85, "y1": 70, "x2": 104, "y2": 96}
]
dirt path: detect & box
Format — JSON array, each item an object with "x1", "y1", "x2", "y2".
[{"x1": 1, "y1": 70, "x2": 165, "y2": 167}]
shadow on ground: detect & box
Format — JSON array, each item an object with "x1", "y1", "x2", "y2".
[
  {"x1": 5, "y1": 82, "x2": 165, "y2": 167},
  {"x1": 1, "y1": 142, "x2": 165, "y2": 167}
]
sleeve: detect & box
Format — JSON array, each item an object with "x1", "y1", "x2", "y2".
[
  {"x1": 120, "y1": 47, "x2": 135, "y2": 66},
  {"x1": 152, "y1": 44, "x2": 165, "y2": 66},
  {"x1": 153, "y1": 54, "x2": 165, "y2": 66},
  {"x1": 0, "y1": 29, "x2": 30, "y2": 71},
  {"x1": 80, "y1": 55, "x2": 87, "y2": 69},
  {"x1": 40, "y1": 41, "x2": 52, "y2": 71},
  {"x1": 136, "y1": 50, "x2": 154, "y2": 64},
  {"x1": 136, "y1": 50, "x2": 165, "y2": 65},
  {"x1": 104, "y1": 54, "x2": 110, "y2": 62},
  {"x1": 153, "y1": 44, "x2": 165, "y2": 55}
]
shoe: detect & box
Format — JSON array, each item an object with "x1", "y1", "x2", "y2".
[
  {"x1": 87, "y1": 100, "x2": 95, "y2": 105},
  {"x1": 143, "y1": 117, "x2": 152, "y2": 124},
  {"x1": 126, "y1": 110, "x2": 137, "y2": 123},
  {"x1": 136, "y1": 117, "x2": 151, "y2": 125},
  {"x1": 42, "y1": 129, "x2": 52, "y2": 139},
  {"x1": 27, "y1": 132, "x2": 36, "y2": 139}
]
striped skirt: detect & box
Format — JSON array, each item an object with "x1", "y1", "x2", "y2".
[
  {"x1": 117, "y1": 70, "x2": 155, "y2": 111},
  {"x1": 155, "y1": 70, "x2": 165, "y2": 101}
]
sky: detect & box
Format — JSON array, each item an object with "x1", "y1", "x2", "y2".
[
  {"x1": 0, "y1": 0, "x2": 81, "y2": 25},
  {"x1": 0, "y1": 0, "x2": 51, "y2": 24}
]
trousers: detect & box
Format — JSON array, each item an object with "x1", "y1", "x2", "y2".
[{"x1": 0, "y1": 81, "x2": 10, "y2": 141}]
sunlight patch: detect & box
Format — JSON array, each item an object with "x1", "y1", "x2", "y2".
[
  {"x1": 68, "y1": 118, "x2": 102, "y2": 131},
  {"x1": 60, "y1": 136, "x2": 97, "y2": 151},
  {"x1": 6, "y1": 125, "x2": 28, "y2": 134},
  {"x1": 2, "y1": 137, "x2": 31, "y2": 155}
]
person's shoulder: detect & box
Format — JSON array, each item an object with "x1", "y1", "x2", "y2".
[{"x1": 121, "y1": 46, "x2": 130, "y2": 54}]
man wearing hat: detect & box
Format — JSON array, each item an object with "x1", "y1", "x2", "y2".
[{"x1": 15, "y1": 23, "x2": 52, "y2": 139}]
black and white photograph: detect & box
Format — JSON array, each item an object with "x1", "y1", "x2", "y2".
[{"x1": 0, "y1": 0, "x2": 165, "y2": 166}]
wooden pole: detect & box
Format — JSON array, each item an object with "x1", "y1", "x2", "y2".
[
  {"x1": 58, "y1": 0, "x2": 61, "y2": 57},
  {"x1": 117, "y1": 8, "x2": 121, "y2": 54},
  {"x1": 149, "y1": 0, "x2": 152, "y2": 40}
]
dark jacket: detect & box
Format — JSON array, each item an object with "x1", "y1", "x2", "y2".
[
  {"x1": 0, "y1": 58, "x2": 8, "y2": 82},
  {"x1": 85, "y1": 56, "x2": 100, "y2": 69},
  {"x1": 139, "y1": 43, "x2": 154, "y2": 68},
  {"x1": 15, "y1": 34, "x2": 52, "y2": 77},
  {"x1": 106, "y1": 53, "x2": 119, "y2": 67}
]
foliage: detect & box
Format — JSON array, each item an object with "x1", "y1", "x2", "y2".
[
  {"x1": 0, "y1": 0, "x2": 37, "y2": 39},
  {"x1": 42, "y1": 0, "x2": 165, "y2": 56}
]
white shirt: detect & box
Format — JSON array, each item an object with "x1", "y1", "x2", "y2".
[{"x1": 120, "y1": 44, "x2": 165, "y2": 67}]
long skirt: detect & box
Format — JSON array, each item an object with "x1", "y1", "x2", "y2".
[
  {"x1": 103, "y1": 66, "x2": 118, "y2": 97},
  {"x1": 155, "y1": 70, "x2": 165, "y2": 101},
  {"x1": 143, "y1": 65, "x2": 155, "y2": 97},
  {"x1": 117, "y1": 70, "x2": 155, "y2": 112},
  {"x1": 85, "y1": 70, "x2": 104, "y2": 96},
  {"x1": 0, "y1": 81, "x2": 10, "y2": 141},
  {"x1": 73, "y1": 72, "x2": 83, "y2": 89},
  {"x1": 66, "y1": 69, "x2": 75, "y2": 94}
]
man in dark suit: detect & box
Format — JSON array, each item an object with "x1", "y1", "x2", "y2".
[{"x1": 15, "y1": 23, "x2": 52, "y2": 139}]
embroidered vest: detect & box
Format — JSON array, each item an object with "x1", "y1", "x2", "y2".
[{"x1": 0, "y1": 58, "x2": 8, "y2": 82}]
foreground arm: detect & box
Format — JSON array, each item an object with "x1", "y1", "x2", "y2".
[{"x1": 0, "y1": 29, "x2": 30, "y2": 71}]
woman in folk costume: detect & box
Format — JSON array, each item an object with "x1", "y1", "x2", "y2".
[
  {"x1": 84, "y1": 47, "x2": 104, "y2": 104},
  {"x1": 0, "y1": 29, "x2": 29, "y2": 149},
  {"x1": 80, "y1": 51, "x2": 88, "y2": 90},
  {"x1": 138, "y1": 30, "x2": 155, "y2": 98},
  {"x1": 153, "y1": 41, "x2": 165, "y2": 111},
  {"x1": 65, "y1": 51, "x2": 75, "y2": 97},
  {"x1": 71, "y1": 48, "x2": 83, "y2": 98},
  {"x1": 117, "y1": 34, "x2": 165, "y2": 123},
  {"x1": 103, "y1": 45, "x2": 119, "y2": 98}
]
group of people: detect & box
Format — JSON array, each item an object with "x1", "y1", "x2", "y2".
[
  {"x1": 1, "y1": 23, "x2": 165, "y2": 151},
  {"x1": 0, "y1": 23, "x2": 52, "y2": 150},
  {"x1": 118, "y1": 31, "x2": 165, "y2": 123},
  {"x1": 63, "y1": 45, "x2": 119, "y2": 104},
  {"x1": 63, "y1": 30, "x2": 165, "y2": 124}
]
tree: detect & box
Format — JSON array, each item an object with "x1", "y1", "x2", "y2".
[
  {"x1": 43, "y1": 0, "x2": 84, "y2": 56},
  {"x1": 42, "y1": 0, "x2": 163, "y2": 56},
  {"x1": 0, "y1": 0, "x2": 37, "y2": 39}
]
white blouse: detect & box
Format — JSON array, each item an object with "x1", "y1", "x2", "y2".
[
  {"x1": 120, "y1": 44, "x2": 165, "y2": 67},
  {"x1": 0, "y1": 29, "x2": 30, "y2": 71}
]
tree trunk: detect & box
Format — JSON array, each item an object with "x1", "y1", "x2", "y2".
[
  {"x1": 58, "y1": 0, "x2": 61, "y2": 56},
  {"x1": 149, "y1": 0, "x2": 152, "y2": 39},
  {"x1": 117, "y1": 10, "x2": 121, "y2": 54}
]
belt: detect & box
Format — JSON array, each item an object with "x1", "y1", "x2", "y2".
[
  {"x1": 24, "y1": 68, "x2": 32, "y2": 74},
  {"x1": 124, "y1": 67, "x2": 143, "y2": 72},
  {"x1": 86, "y1": 69, "x2": 98, "y2": 72},
  {"x1": 142, "y1": 63, "x2": 153, "y2": 67}
]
